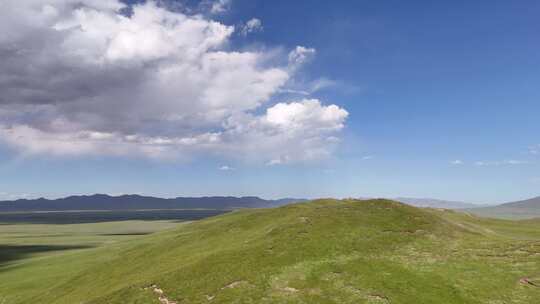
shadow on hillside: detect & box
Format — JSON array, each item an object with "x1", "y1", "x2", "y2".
[
  {"x1": 0, "y1": 244, "x2": 92, "y2": 270},
  {"x1": 99, "y1": 232, "x2": 152, "y2": 236}
]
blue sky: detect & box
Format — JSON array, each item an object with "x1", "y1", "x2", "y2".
[{"x1": 0, "y1": 0, "x2": 538, "y2": 203}]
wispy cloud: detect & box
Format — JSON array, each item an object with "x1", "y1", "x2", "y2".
[
  {"x1": 474, "y1": 160, "x2": 529, "y2": 166},
  {"x1": 309, "y1": 77, "x2": 337, "y2": 92},
  {"x1": 277, "y1": 78, "x2": 336, "y2": 96},
  {"x1": 451, "y1": 160, "x2": 464, "y2": 165},
  {"x1": 266, "y1": 159, "x2": 284, "y2": 166},
  {"x1": 208, "y1": 0, "x2": 231, "y2": 14},
  {"x1": 240, "y1": 18, "x2": 262, "y2": 36},
  {"x1": 362, "y1": 156, "x2": 374, "y2": 161},
  {"x1": 266, "y1": 155, "x2": 292, "y2": 166},
  {"x1": 219, "y1": 165, "x2": 235, "y2": 171}
]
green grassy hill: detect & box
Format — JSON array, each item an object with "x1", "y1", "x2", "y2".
[{"x1": 1, "y1": 199, "x2": 540, "y2": 303}]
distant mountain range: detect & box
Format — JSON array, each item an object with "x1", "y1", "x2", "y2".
[
  {"x1": 395, "y1": 196, "x2": 540, "y2": 220},
  {"x1": 347, "y1": 197, "x2": 481, "y2": 209},
  {"x1": 464, "y1": 196, "x2": 540, "y2": 219},
  {"x1": 0, "y1": 194, "x2": 306, "y2": 212},
  {"x1": 393, "y1": 197, "x2": 480, "y2": 209},
  {"x1": 0, "y1": 194, "x2": 480, "y2": 213},
  {"x1": 2, "y1": 194, "x2": 539, "y2": 219}
]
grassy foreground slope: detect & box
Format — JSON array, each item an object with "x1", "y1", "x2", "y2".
[{"x1": 1, "y1": 199, "x2": 540, "y2": 303}]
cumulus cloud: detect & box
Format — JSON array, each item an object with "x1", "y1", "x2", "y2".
[
  {"x1": 240, "y1": 18, "x2": 262, "y2": 36},
  {"x1": 223, "y1": 99, "x2": 348, "y2": 163},
  {"x1": 264, "y1": 99, "x2": 347, "y2": 131},
  {"x1": 0, "y1": 0, "x2": 348, "y2": 164}
]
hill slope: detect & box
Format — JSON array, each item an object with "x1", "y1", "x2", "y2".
[
  {"x1": 465, "y1": 196, "x2": 540, "y2": 219},
  {"x1": 0, "y1": 194, "x2": 304, "y2": 212},
  {"x1": 1, "y1": 199, "x2": 539, "y2": 303}
]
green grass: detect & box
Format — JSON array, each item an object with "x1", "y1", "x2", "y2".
[
  {"x1": 1, "y1": 199, "x2": 540, "y2": 303},
  {"x1": 0, "y1": 219, "x2": 183, "y2": 300}
]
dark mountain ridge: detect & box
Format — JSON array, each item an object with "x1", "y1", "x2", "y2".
[{"x1": 0, "y1": 194, "x2": 306, "y2": 212}]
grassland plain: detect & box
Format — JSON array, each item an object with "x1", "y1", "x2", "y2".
[{"x1": 1, "y1": 199, "x2": 540, "y2": 303}]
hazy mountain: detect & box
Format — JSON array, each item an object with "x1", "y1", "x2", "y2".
[
  {"x1": 0, "y1": 194, "x2": 306, "y2": 212},
  {"x1": 497, "y1": 196, "x2": 540, "y2": 209},
  {"x1": 465, "y1": 196, "x2": 540, "y2": 219},
  {"x1": 392, "y1": 197, "x2": 479, "y2": 209}
]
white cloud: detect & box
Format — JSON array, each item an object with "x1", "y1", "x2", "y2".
[
  {"x1": 451, "y1": 160, "x2": 463, "y2": 165},
  {"x1": 362, "y1": 156, "x2": 374, "y2": 161},
  {"x1": 225, "y1": 99, "x2": 348, "y2": 164},
  {"x1": 0, "y1": 1, "x2": 347, "y2": 163},
  {"x1": 529, "y1": 144, "x2": 540, "y2": 155},
  {"x1": 264, "y1": 99, "x2": 347, "y2": 131},
  {"x1": 209, "y1": 0, "x2": 231, "y2": 14},
  {"x1": 219, "y1": 165, "x2": 234, "y2": 171},
  {"x1": 288, "y1": 46, "x2": 316, "y2": 70},
  {"x1": 0, "y1": 125, "x2": 222, "y2": 160},
  {"x1": 0, "y1": 192, "x2": 31, "y2": 200},
  {"x1": 240, "y1": 18, "x2": 262, "y2": 36}
]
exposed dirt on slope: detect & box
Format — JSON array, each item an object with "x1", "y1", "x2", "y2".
[
  {"x1": 519, "y1": 278, "x2": 539, "y2": 287},
  {"x1": 144, "y1": 284, "x2": 178, "y2": 304}
]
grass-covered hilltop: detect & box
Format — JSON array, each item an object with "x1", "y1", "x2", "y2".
[{"x1": 1, "y1": 199, "x2": 540, "y2": 303}]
